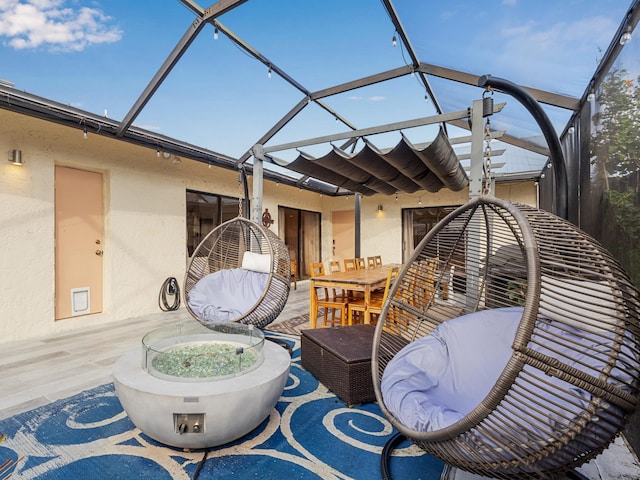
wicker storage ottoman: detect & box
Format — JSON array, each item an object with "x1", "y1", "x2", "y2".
[{"x1": 301, "y1": 324, "x2": 375, "y2": 406}]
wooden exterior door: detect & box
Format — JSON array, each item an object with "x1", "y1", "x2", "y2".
[
  {"x1": 55, "y1": 166, "x2": 104, "y2": 319},
  {"x1": 332, "y1": 210, "x2": 355, "y2": 261}
]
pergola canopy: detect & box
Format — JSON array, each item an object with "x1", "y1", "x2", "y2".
[{"x1": 273, "y1": 127, "x2": 468, "y2": 196}]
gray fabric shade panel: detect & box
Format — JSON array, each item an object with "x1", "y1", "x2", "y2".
[
  {"x1": 318, "y1": 146, "x2": 398, "y2": 195},
  {"x1": 406, "y1": 128, "x2": 468, "y2": 192},
  {"x1": 346, "y1": 141, "x2": 423, "y2": 194},
  {"x1": 383, "y1": 137, "x2": 447, "y2": 193},
  {"x1": 282, "y1": 151, "x2": 378, "y2": 196},
  {"x1": 277, "y1": 127, "x2": 468, "y2": 196}
]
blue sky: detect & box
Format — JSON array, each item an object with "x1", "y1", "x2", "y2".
[{"x1": 0, "y1": 0, "x2": 633, "y2": 171}]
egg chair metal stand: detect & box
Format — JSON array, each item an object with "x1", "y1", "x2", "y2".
[{"x1": 373, "y1": 195, "x2": 640, "y2": 479}]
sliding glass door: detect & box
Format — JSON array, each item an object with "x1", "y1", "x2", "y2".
[
  {"x1": 279, "y1": 206, "x2": 321, "y2": 280},
  {"x1": 402, "y1": 205, "x2": 459, "y2": 262}
]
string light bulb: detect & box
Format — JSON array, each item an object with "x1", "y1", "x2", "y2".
[
  {"x1": 620, "y1": 26, "x2": 632, "y2": 45},
  {"x1": 83, "y1": 125, "x2": 88, "y2": 139},
  {"x1": 268, "y1": 66, "x2": 272, "y2": 78},
  {"x1": 418, "y1": 196, "x2": 422, "y2": 205},
  {"x1": 392, "y1": 34, "x2": 397, "y2": 47},
  {"x1": 156, "y1": 147, "x2": 160, "y2": 158},
  {"x1": 214, "y1": 27, "x2": 219, "y2": 40}
]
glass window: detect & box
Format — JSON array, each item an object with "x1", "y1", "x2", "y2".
[
  {"x1": 186, "y1": 190, "x2": 243, "y2": 256},
  {"x1": 402, "y1": 205, "x2": 458, "y2": 262}
]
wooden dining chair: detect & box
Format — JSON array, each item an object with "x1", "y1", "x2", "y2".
[
  {"x1": 329, "y1": 260, "x2": 341, "y2": 273},
  {"x1": 406, "y1": 257, "x2": 437, "y2": 307},
  {"x1": 374, "y1": 255, "x2": 383, "y2": 267},
  {"x1": 343, "y1": 258, "x2": 357, "y2": 272},
  {"x1": 347, "y1": 265, "x2": 399, "y2": 326},
  {"x1": 355, "y1": 257, "x2": 366, "y2": 270},
  {"x1": 367, "y1": 256, "x2": 376, "y2": 269},
  {"x1": 310, "y1": 262, "x2": 348, "y2": 327},
  {"x1": 290, "y1": 259, "x2": 297, "y2": 290},
  {"x1": 329, "y1": 260, "x2": 349, "y2": 300}
]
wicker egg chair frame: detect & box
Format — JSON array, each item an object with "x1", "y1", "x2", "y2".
[
  {"x1": 372, "y1": 195, "x2": 640, "y2": 479},
  {"x1": 184, "y1": 216, "x2": 291, "y2": 329}
]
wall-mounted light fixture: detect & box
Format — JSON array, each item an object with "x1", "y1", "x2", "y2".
[
  {"x1": 377, "y1": 204, "x2": 383, "y2": 212},
  {"x1": 9, "y1": 149, "x2": 22, "y2": 166}
]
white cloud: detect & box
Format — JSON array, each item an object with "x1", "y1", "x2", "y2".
[
  {"x1": 0, "y1": 0, "x2": 122, "y2": 51},
  {"x1": 493, "y1": 15, "x2": 616, "y2": 93},
  {"x1": 347, "y1": 95, "x2": 385, "y2": 102}
]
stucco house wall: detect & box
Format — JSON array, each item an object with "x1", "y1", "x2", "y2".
[
  {"x1": 0, "y1": 109, "x2": 318, "y2": 342},
  {"x1": 1, "y1": 107, "x2": 536, "y2": 343}
]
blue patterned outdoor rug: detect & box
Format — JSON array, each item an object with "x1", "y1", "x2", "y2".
[{"x1": 0, "y1": 335, "x2": 444, "y2": 479}]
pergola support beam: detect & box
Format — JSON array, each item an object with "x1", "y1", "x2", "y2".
[
  {"x1": 260, "y1": 107, "x2": 494, "y2": 154},
  {"x1": 417, "y1": 62, "x2": 579, "y2": 111},
  {"x1": 117, "y1": 0, "x2": 249, "y2": 137}
]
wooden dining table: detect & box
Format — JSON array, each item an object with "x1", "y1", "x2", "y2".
[{"x1": 309, "y1": 264, "x2": 399, "y2": 328}]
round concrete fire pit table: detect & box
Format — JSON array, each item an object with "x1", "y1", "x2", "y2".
[{"x1": 113, "y1": 321, "x2": 291, "y2": 449}]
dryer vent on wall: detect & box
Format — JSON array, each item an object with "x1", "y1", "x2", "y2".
[{"x1": 71, "y1": 287, "x2": 91, "y2": 316}]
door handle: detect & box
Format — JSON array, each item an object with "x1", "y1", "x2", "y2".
[{"x1": 95, "y1": 250, "x2": 103, "y2": 256}]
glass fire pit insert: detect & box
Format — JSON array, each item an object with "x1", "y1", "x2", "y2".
[{"x1": 142, "y1": 322, "x2": 264, "y2": 382}]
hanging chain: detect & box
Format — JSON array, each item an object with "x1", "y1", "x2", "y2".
[
  {"x1": 482, "y1": 117, "x2": 492, "y2": 195},
  {"x1": 481, "y1": 88, "x2": 494, "y2": 196},
  {"x1": 238, "y1": 172, "x2": 244, "y2": 218}
]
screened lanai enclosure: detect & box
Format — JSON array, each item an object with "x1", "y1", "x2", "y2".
[{"x1": 3, "y1": 0, "x2": 640, "y2": 474}]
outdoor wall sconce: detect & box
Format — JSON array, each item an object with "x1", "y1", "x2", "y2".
[
  {"x1": 377, "y1": 204, "x2": 383, "y2": 212},
  {"x1": 9, "y1": 149, "x2": 22, "y2": 166}
]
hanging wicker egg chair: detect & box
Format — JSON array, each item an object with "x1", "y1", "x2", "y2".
[
  {"x1": 373, "y1": 195, "x2": 640, "y2": 479},
  {"x1": 184, "y1": 216, "x2": 291, "y2": 329}
]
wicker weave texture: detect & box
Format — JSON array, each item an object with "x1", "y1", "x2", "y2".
[
  {"x1": 301, "y1": 326, "x2": 376, "y2": 406},
  {"x1": 373, "y1": 196, "x2": 640, "y2": 479},
  {"x1": 184, "y1": 217, "x2": 290, "y2": 329}
]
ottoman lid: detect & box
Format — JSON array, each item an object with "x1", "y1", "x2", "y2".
[{"x1": 301, "y1": 325, "x2": 375, "y2": 363}]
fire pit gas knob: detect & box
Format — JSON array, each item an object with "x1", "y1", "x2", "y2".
[
  {"x1": 178, "y1": 422, "x2": 188, "y2": 434},
  {"x1": 193, "y1": 423, "x2": 201, "y2": 433}
]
